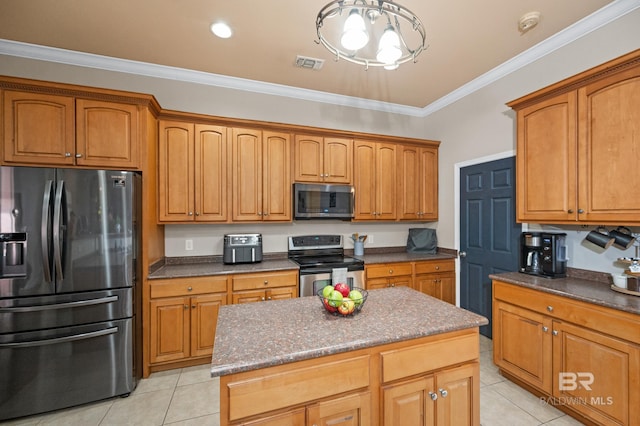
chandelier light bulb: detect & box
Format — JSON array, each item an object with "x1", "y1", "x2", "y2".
[
  {"x1": 376, "y1": 25, "x2": 402, "y2": 64},
  {"x1": 341, "y1": 9, "x2": 369, "y2": 51}
]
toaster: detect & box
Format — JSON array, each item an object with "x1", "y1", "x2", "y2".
[{"x1": 223, "y1": 234, "x2": 263, "y2": 264}]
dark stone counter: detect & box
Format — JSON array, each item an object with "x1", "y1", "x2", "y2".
[{"x1": 210, "y1": 286, "x2": 487, "y2": 377}]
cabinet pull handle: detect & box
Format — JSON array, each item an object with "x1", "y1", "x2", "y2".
[
  {"x1": 429, "y1": 391, "x2": 438, "y2": 401},
  {"x1": 439, "y1": 388, "x2": 448, "y2": 397},
  {"x1": 65, "y1": 152, "x2": 72, "y2": 157},
  {"x1": 187, "y1": 286, "x2": 193, "y2": 291},
  {"x1": 547, "y1": 305, "x2": 553, "y2": 312},
  {"x1": 75, "y1": 153, "x2": 82, "y2": 158}
]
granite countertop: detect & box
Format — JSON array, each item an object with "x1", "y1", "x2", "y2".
[
  {"x1": 210, "y1": 286, "x2": 488, "y2": 377},
  {"x1": 489, "y1": 271, "x2": 640, "y2": 316},
  {"x1": 148, "y1": 258, "x2": 298, "y2": 279},
  {"x1": 355, "y1": 251, "x2": 455, "y2": 264}
]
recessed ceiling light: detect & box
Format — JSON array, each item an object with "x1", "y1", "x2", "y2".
[{"x1": 210, "y1": 22, "x2": 232, "y2": 39}]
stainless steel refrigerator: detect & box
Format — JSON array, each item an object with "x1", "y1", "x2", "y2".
[{"x1": 0, "y1": 166, "x2": 141, "y2": 421}]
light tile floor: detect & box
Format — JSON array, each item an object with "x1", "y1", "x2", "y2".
[{"x1": 2, "y1": 335, "x2": 585, "y2": 425}]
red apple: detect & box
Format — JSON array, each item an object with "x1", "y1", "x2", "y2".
[
  {"x1": 334, "y1": 282, "x2": 350, "y2": 298},
  {"x1": 323, "y1": 298, "x2": 337, "y2": 312}
]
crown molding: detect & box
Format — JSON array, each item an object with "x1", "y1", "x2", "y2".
[{"x1": 0, "y1": 0, "x2": 637, "y2": 118}]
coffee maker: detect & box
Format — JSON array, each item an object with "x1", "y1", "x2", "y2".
[{"x1": 520, "y1": 232, "x2": 567, "y2": 278}]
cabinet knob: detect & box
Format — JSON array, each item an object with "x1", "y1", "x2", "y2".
[
  {"x1": 187, "y1": 286, "x2": 193, "y2": 291},
  {"x1": 192, "y1": 304, "x2": 196, "y2": 309},
  {"x1": 184, "y1": 304, "x2": 189, "y2": 310},
  {"x1": 261, "y1": 297, "x2": 266, "y2": 301},
  {"x1": 439, "y1": 388, "x2": 448, "y2": 397},
  {"x1": 542, "y1": 326, "x2": 549, "y2": 332},
  {"x1": 195, "y1": 212, "x2": 200, "y2": 216},
  {"x1": 552, "y1": 330, "x2": 558, "y2": 336},
  {"x1": 390, "y1": 283, "x2": 395, "y2": 287},
  {"x1": 264, "y1": 280, "x2": 269, "y2": 285},
  {"x1": 435, "y1": 266, "x2": 440, "y2": 270},
  {"x1": 389, "y1": 270, "x2": 393, "y2": 274},
  {"x1": 547, "y1": 305, "x2": 553, "y2": 312},
  {"x1": 267, "y1": 296, "x2": 272, "y2": 300},
  {"x1": 75, "y1": 153, "x2": 82, "y2": 158},
  {"x1": 429, "y1": 391, "x2": 438, "y2": 401},
  {"x1": 578, "y1": 209, "x2": 584, "y2": 214},
  {"x1": 568, "y1": 209, "x2": 574, "y2": 214},
  {"x1": 188, "y1": 212, "x2": 193, "y2": 216},
  {"x1": 65, "y1": 152, "x2": 72, "y2": 157},
  {"x1": 258, "y1": 212, "x2": 263, "y2": 216}
]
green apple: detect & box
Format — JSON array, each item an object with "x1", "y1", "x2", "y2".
[
  {"x1": 322, "y1": 285, "x2": 334, "y2": 298},
  {"x1": 349, "y1": 289, "x2": 364, "y2": 306},
  {"x1": 328, "y1": 290, "x2": 343, "y2": 307}
]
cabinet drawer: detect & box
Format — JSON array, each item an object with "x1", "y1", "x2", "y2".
[
  {"x1": 414, "y1": 260, "x2": 454, "y2": 274},
  {"x1": 227, "y1": 355, "x2": 370, "y2": 421},
  {"x1": 493, "y1": 280, "x2": 640, "y2": 344},
  {"x1": 150, "y1": 276, "x2": 228, "y2": 298},
  {"x1": 367, "y1": 263, "x2": 413, "y2": 278},
  {"x1": 232, "y1": 271, "x2": 297, "y2": 291},
  {"x1": 381, "y1": 332, "x2": 478, "y2": 383}
]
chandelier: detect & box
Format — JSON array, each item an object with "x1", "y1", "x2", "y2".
[{"x1": 316, "y1": 0, "x2": 426, "y2": 70}]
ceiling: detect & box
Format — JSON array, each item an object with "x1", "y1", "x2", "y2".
[{"x1": 0, "y1": 0, "x2": 626, "y2": 111}]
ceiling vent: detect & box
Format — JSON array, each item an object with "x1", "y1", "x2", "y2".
[{"x1": 295, "y1": 55, "x2": 325, "y2": 70}]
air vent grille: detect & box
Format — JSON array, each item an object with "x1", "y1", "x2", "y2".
[{"x1": 295, "y1": 55, "x2": 324, "y2": 70}]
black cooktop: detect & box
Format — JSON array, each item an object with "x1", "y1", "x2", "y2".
[{"x1": 290, "y1": 255, "x2": 363, "y2": 268}]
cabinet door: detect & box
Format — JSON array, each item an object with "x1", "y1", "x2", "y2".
[
  {"x1": 552, "y1": 320, "x2": 640, "y2": 426},
  {"x1": 435, "y1": 363, "x2": 479, "y2": 426},
  {"x1": 324, "y1": 137, "x2": 352, "y2": 183},
  {"x1": 578, "y1": 65, "x2": 640, "y2": 223},
  {"x1": 263, "y1": 131, "x2": 291, "y2": 221},
  {"x1": 353, "y1": 141, "x2": 377, "y2": 220},
  {"x1": 149, "y1": 297, "x2": 190, "y2": 363},
  {"x1": 419, "y1": 147, "x2": 438, "y2": 221},
  {"x1": 266, "y1": 286, "x2": 297, "y2": 301},
  {"x1": 308, "y1": 391, "x2": 371, "y2": 426},
  {"x1": 398, "y1": 145, "x2": 421, "y2": 220},
  {"x1": 438, "y1": 274, "x2": 455, "y2": 305},
  {"x1": 493, "y1": 301, "x2": 553, "y2": 393},
  {"x1": 241, "y1": 408, "x2": 306, "y2": 426},
  {"x1": 294, "y1": 134, "x2": 323, "y2": 182},
  {"x1": 383, "y1": 376, "x2": 433, "y2": 426},
  {"x1": 516, "y1": 92, "x2": 578, "y2": 223},
  {"x1": 190, "y1": 293, "x2": 227, "y2": 358},
  {"x1": 232, "y1": 128, "x2": 263, "y2": 221},
  {"x1": 416, "y1": 273, "x2": 455, "y2": 304},
  {"x1": 76, "y1": 99, "x2": 139, "y2": 169},
  {"x1": 376, "y1": 143, "x2": 397, "y2": 220},
  {"x1": 232, "y1": 290, "x2": 266, "y2": 304},
  {"x1": 158, "y1": 121, "x2": 195, "y2": 222},
  {"x1": 3, "y1": 91, "x2": 75, "y2": 165},
  {"x1": 195, "y1": 124, "x2": 228, "y2": 221}
]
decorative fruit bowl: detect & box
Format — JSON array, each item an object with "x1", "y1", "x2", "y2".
[{"x1": 317, "y1": 285, "x2": 368, "y2": 316}]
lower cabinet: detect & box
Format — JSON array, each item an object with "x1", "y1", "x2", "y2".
[
  {"x1": 149, "y1": 276, "x2": 228, "y2": 364},
  {"x1": 231, "y1": 270, "x2": 298, "y2": 304},
  {"x1": 383, "y1": 363, "x2": 478, "y2": 426},
  {"x1": 493, "y1": 280, "x2": 640, "y2": 426},
  {"x1": 414, "y1": 260, "x2": 455, "y2": 304},
  {"x1": 219, "y1": 329, "x2": 479, "y2": 426},
  {"x1": 366, "y1": 263, "x2": 413, "y2": 290}
]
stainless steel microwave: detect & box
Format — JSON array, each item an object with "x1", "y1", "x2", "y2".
[{"x1": 293, "y1": 183, "x2": 354, "y2": 219}]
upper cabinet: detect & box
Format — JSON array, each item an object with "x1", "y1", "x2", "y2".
[
  {"x1": 294, "y1": 135, "x2": 352, "y2": 183},
  {"x1": 397, "y1": 145, "x2": 439, "y2": 221},
  {"x1": 353, "y1": 140, "x2": 397, "y2": 221},
  {"x1": 158, "y1": 120, "x2": 229, "y2": 222},
  {"x1": 3, "y1": 90, "x2": 142, "y2": 169},
  {"x1": 231, "y1": 128, "x2": 292, "y2": 222},
  {"x1": 510, "y1": 49, "x2": 640, "y2": 225}
]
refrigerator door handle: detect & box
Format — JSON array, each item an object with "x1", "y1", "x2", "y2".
[
  {"x1": 41, "y1": 180, "x2": 54, "y2": 283},
  {"x1": 0, "y1": 295, "x2": 119, "y2": 313},
  {"x1": 0, "y1": 327, "x2": 118, "y2": 349},
  {"x1": 53, "y1": 180, "x2": 66, "y2": 281}
]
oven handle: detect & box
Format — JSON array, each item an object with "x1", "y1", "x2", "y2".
[{"x1": 0, "y1": 327, "x2": 118, "y2": 348}]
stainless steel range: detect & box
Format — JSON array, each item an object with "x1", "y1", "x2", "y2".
[{"x1": 288, "y1": 235, "x2": 364, "y2": 297}]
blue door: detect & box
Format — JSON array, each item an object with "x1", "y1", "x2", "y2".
[{"x1": 459, "y1": 157, "x2": 520, "y2": 338}]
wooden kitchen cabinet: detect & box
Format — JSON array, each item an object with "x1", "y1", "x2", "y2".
[
  {"x1": 158, "y1": 120, "x2": 229, "y2": 222},
  {"x1": 231, "y1": 128, "x2": 291, "y2": 222},
  {"x1": 231, "y1": 270, "x2": 298, "y2": 304},
  {"x1": 294, "y1": 134, "x2": 352, "y2": 183},
  {"x1": 366, "y1": 263, "x2": 413, "y2": 290},
  {"x1": 398, "y1": 145, "x2": 439, "y2": 221},
  {"x1": 353, "y1": 140, "x2": 397, "y2": 221},
  {"x1": 307, "y1": 391, "x2": 371, "y2": 426},
  {"x1": 3, "y1": 91, "x2": 141, "y2": 169},
  {"x1": 149, "y1": 276, "x2": 228, "y2": 365},
  {"x1": 493, "y1": 280, "x2": 640, "y2": 425},
  {"x1": 414, "y1": 260, "x2": 455, "y2": 304},
  {"x1": 510, "y1": 51, "x2": 640, "y2": 224}
]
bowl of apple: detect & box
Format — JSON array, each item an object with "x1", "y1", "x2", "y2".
[{"x1": 317, "y1": 284, "x2": 368, "y2": 316}]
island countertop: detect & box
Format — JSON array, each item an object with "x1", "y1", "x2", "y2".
[{"x1": 211, "y1": 286, "x2": 488, "y2": 377}]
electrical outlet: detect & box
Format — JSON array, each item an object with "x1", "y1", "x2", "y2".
[
  {"x1": 185, "y1": 239, "x2": 193, "y2": 251},
  {"x1": 368, "y1": 234, "x2": 374, "y2": 244}
]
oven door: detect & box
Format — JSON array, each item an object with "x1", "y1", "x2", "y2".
[{"x1": 299, "y1": 270, "x2": 364, "y2": 297}]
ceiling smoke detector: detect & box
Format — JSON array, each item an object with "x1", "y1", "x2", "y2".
[
  {"x1": 518, "y1": 11, "x2": 541, "y2": 33},
  {"x1": 295, "y1": 55, "x2": 325, "y2": 70}
]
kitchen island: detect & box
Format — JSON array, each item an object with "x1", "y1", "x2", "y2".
[{"x1": 211, "y1": 286, "x2": 487, "y2": 425}]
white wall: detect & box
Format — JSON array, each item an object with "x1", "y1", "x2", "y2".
[
  {"x1": 1, "y1": 8, "x2": 639, "y2": 274},
  {"x1": 423, "y1": 8, "x2": 640, "y2": 274}
]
